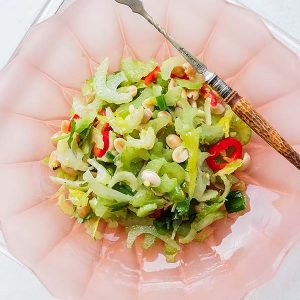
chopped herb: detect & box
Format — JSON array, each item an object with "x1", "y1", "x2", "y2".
[
  {"x1": 79, "y1": 123, "x2": 93, "y2": 146},
  {"x1": 105, "y1": 151, "x2": 115, "y2": 161},
  {"x1": 225, "y1": 190, "x2": 246, "y2": 213},
  {"x1": 153, "y1": 213, "x2": 172, "y2": 235},
  {"x1": 176, "y1": 199, "x2": 190, "y2": 215},
  {"x1": 172, "y1": 198, "x2": 190, "y2": 220},
  {"x1": 156, "y1": 95, "x2": 168, "y2": 111}
]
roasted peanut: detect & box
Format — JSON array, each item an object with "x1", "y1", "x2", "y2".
[
  {"x1": 141, "y1": 170, "x2": 161, "y2": 187},
  {"x1": 114, "y1": 138, "x2": 126, "y2": 153},
  {"x1": 141, "y1": 108, "x2": 153, "y2": 124},
  {"x1": 49, "y1": 151, "x2": 60, "y2": 170},
  {"x1": 157, "y1": 111, "x2": 172, "y2": 124},
  {"x1": 128, "y1": 85, "x2": 138, "y2": 97},
  {"x1": 172, "y1": 146, "x2": 189, "y2": 163},
  {"x1": 166, "y1": 134, "x2": 182, "y2": 150},
  {"x1": 142, "y1": 97, "x2": 156, "y2": 111},
  {"x1": 77, "y1": 204, "x2": 91, "y2": 218}
]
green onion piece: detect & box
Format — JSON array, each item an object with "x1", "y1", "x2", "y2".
[
  {"x1": 106, "y1": 166, "x2": 115, "y2": 176},
  {"x1": 67, "y1": 120, "x2": 76, "y2": 148},
  {"x1": 112, "y1": 183, "x2": 135, "y2": 196},
  {"x1": 156, "y1": 95, "x2": 168, "y2": 111},
  {"x1": 105, "y1": 151, "x2": 115, "y2": 161},
  {"x1": 175, "y1": 199, "x2": 189, "y2": 216},
  {"x1": 172, "y1": 198, "x2": 190, "y2": 221},
  {"x1": 225, "y1": 190, "x2": 246, "y2": 213},
  {"x1": 156, "y1": 73, "x2": 169, "y2": 93}
]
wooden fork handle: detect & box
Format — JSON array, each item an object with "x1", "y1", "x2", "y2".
[{"x1": 225, "y1": 92, "x2": 300, "y2": 170}]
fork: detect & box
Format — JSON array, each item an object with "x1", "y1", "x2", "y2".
[{"x1": 114, "y1": 0, "x2": 300, "y2": 170}]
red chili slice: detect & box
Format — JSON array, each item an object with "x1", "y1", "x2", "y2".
[
  {"x1": 67, "y1": 114, "x2": 80, "y2": 132},
  {"x1": 200, "y1": 84, "x2": 209, "y2": 95},
  {"x1": 210, "y1": 92, "x2": 218, "y2": 107},
  {"x1": 93, "y1": 123, "x2": 111, "y2": 158},
  {"x1": 144, "y1": 66, "x2": 161, "y2": 86},
  {"x1": 200, "y1": 84, "x2": 218, "y2": 107},
  {"x1": 206, "y1": 137, "x2": 243, "y2": 171},
  {"x1": 73, "y1": 114, "x2": 80, "y2": 120},
  {"x1": 102, "y1": 123, "x2": 110, "y2": 132},
  {"x1": 99, "y1": 108, "x2": 106, "y2": 116}
]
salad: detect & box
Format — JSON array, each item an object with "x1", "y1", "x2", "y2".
[{"x1": 46, "y1": 56, "x2": 252, "y2": 262}]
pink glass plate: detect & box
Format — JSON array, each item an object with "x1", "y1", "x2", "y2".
[{"x1": 0, "y1": 0, "x2": 300, "y2": 299}]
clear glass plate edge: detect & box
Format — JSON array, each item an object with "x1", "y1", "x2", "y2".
[
  {"x1": 0, "y1": 0, "x2": 300, "y2": 297},
  {"x1": 5, "y1": 0, "x2": 300, "y2": 68},
  {"x1": 226, "y1": 0, "x2": 300, "y2": 56},
  {"x1": 1, "y1": 0, "x2": 300, "y2": 275}
]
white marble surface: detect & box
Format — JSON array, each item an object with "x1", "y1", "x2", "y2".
[{"x1": 0, "y1": 0, "x2": 300, "y2": 299}]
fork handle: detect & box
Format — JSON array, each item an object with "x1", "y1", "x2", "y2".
[{"x1": 225, "y1": 92, "x2": 300, "y2": 170}]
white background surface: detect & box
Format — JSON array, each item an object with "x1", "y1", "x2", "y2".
[{"x1": 0, "y1": 0, "x2": 300, "y2": 299}]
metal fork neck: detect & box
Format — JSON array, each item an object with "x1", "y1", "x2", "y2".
[{"x1": 206, "y1": 74, "x2": 233, "y2": 100}]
